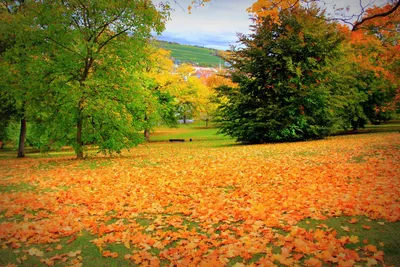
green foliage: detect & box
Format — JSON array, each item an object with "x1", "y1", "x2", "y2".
[
  {"x1": 1, "y1": 0, "x2": 171, "y2": 158},
  {"x1": 319, "y1": 49, "x2": 396, "y2": 131},
  {"x1": 217, "y1": 7, "x2": 345, "y2": 143},
  {"x1": 360, "y1": 75, "x2": 396, "y2": 125}
]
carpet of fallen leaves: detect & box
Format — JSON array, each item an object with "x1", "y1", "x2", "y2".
[{"x1": 0, "y1": 133, "x2": 399, "y2": 266}]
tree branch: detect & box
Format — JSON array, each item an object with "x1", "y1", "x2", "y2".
[
  {"x1": 45, "y1": 37, "x2": 83, "y2": 58},
  {"x1": 352, "y1": 0, "x2": 400, "y2": 31},
  {"x1": 97, "y1": 28, "x2": 129, "y2": 53}
]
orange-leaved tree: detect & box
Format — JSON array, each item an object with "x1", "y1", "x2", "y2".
[
  {"x1": 247, "y1": 0, "x2": 399, "y2": 31},
  {"x1": 341, "y1": 3, "x2": 400, "y2": 123}
]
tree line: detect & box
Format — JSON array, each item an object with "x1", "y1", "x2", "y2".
[
  {"x1": 0, "y1": 0, "x2": 225, "y2": 158},
  {"x1": 1, "y1": 0, "x2": 399, "y2": 158}
]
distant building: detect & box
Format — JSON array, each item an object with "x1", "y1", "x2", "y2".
[{"x1": 192, "y1": 67, "x2": 218, "y2": 79}]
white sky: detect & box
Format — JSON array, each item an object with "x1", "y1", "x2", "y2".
[{"x1": 154, "y1": 0, "x2": 388, "y2": 50}]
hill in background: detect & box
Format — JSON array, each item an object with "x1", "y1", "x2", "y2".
[{"x1": 157, "y1": 40, "x2": 225, "y2": 67}]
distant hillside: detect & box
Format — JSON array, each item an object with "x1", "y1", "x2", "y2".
[{"x1": 157, "y1": 40, "x2": 224, "y2": 67}]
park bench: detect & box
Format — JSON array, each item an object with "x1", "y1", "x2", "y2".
[
  {"x1": 169, "y1": 139, "x2": 193, "y2": 142},
  {"x1": 169, "y1": 139, "x2": 185, "y2": 142}
]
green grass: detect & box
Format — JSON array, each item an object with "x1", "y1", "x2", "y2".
[
  {"x1": 158, "y1": 41, "x2": 224, "y2": 67},
  {"x1": 0, "y1": 182, "x2": 37, "y2": 193},
  {"x1": 297, "y1": 216, "x2": 400, "y2": 266},
  {"x1": 334, "y1": 120, "x2": 400, "y2": 136},
  {"x1": 149, "y1": 121, "x2": 233, "y2": 143},
  {"x1": 0, "y1": 231, "x2": 133, "y2": 267}
]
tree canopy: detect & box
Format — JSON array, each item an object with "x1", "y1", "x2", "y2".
[
  {"x1": 1, "y1": 0, "x2": 170, "y2": 158},
  {"x1": 216, "y1": 2, "x2": 399, "y2": 143}
]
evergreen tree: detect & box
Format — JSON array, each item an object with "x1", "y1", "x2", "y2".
[{"x1": 216, "y1": 6, "x2": 345, "y2": 143}]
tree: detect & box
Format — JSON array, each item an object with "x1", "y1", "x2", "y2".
[
  {"x1": 216, "y1": 6, "x2": 345, "y2": 143},
  {"x1": 173, "y1": 64, "x2": 202, "y2": 124},
  {"x1": 199, "y1": 71, "x2": 237, "y2": 128},
  {"x1": 247, "y1": 0, "x2": 400, "y2": 31},
  {"x1": 338, "y1": 6, "x2": 399, "y2": 126},
  {"x1": 1, "y1": 0, "x2": 170, "y2": 159},
  {"x1": 0, "y1": 0, "x2": 34, "y2": 157},
  {"x1": 141, "y1": 46, "x2": 178, "y2": 141}
]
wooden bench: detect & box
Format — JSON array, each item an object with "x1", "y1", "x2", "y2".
[{"x1": 169, "y1": 139, "x2": 185, "y2": 142}]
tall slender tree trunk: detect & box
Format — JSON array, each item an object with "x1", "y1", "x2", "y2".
[
  {"x1": 144, "y1": 129, "x2": 150, "y2": 142},
  {"x1": 76, "y1": 96, "x2": 84, "y2": 159},
  {"x1": 76, "y1": 58, "x2": 92, "y2": 159},
  {"x1": 76, "y1": 112, "x2": 83, "y2": 159},
  {"x1": 144, "y1": 113, "x2": 150, "y2": 142},
  {"x1": 17, "y1": 118, "x2": 26, "y2": 158}
]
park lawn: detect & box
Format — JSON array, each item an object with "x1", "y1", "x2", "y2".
[
  {"x1": 0, "y1": 132, "x2": 399, "y2": 266},
  {"x1": 149, "y1": 121, "x2": 232, "y2": 143}
]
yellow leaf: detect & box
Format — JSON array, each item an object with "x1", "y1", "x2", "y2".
[
  {"x1": 341, "y1": 226, "x2": 350, "y2": 232},
  {"x1": 349, "y1": 236, "x2": 359, "y2": 244},
  {"x1": 26, "y1": 247, "x2": 44, "y2": 257}
]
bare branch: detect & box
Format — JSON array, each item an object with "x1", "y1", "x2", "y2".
[{"x1": 352, "y1": 0, "x2": 400, "y2": 31}]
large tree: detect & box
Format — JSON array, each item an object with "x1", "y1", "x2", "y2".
[
  {"x1": 1, "y1": 0, "x2": 170, "y2": 159},
  {"x1": 247, "y1": 0, "x2": 400, "y2": 31},
  {"x1": 216, "y1": 6, "x2": 346, "y2": 143}
]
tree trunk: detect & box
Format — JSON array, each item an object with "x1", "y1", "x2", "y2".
[
  {"x1": 205, "y1": 119, "x2": 209, "y2": 128},
  {"x1": 17, "y1": 118, "x2": 26, "y2": 158},
  {"x1": 144, "y1": 128, "x2": 150, "y2": 142},
  {"x1": 76, "y1": 116, "x2": 83, "y2": 159}
]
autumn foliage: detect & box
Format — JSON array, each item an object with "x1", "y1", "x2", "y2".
[{"x1": 1, "y1": 133, "x2": 399, "y2": 266}]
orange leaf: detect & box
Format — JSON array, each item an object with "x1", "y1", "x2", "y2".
[
  {"x1": 102, "y1": 250, "x2": 119, "y2": 258},
  {"x1": 364, "y1": 245, "x2": 378, "y2": 253},
  {"x1": 348, "y1": 218, "x2": 358, "y2": 224},
  {"x1": 305, "y1": 257, "x2": 322, "y2": 267},
  {"x1": 66, "y1": 235, "x2": 77, "y2": 244}
]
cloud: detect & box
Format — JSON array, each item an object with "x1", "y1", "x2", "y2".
[
  {"x1": 154, "y1": 0, "x2": 255, "y2": 50},
  {"x1": 154, "y1": 0, "x2": 388, "y2": 50}
]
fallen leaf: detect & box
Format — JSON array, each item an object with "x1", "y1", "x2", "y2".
[
  {"x1": 364, "y1": 245, "x2": 378, "y2": 253},
  {"x1": 26, "y1": 247, "x2": 44, "y2": 257},
  {"x1": 102, "y1": 250, "x2": 118, "y2": 258},
  {"x1": 348, "y1": 218, "x2": 358, "y2": 224},
  {"x1": 341, "y1": 226, "x2": 350, "y2": 232},
  {"x1": 349, "y1": 236, "x2": 359, "y2": 244}
]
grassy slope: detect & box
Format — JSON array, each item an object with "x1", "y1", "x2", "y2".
[{"x1": 158, "y1": 41, "x2": 223, "y2": 67}]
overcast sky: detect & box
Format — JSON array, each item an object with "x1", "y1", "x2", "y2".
[
  {"x1": 154, "y1": 0, "x2": 387, "y2": 50},
  {"x1": 155, "y1": 0, "x2": 254, "y2": 50}
]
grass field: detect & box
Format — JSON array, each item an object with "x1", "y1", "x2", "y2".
[
  {"x1": 158, "y1": 41, "x2": 223, "y2": 67},
  {"x1": 0, "y1": 123, "x2": 399, "y2": 266}
]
